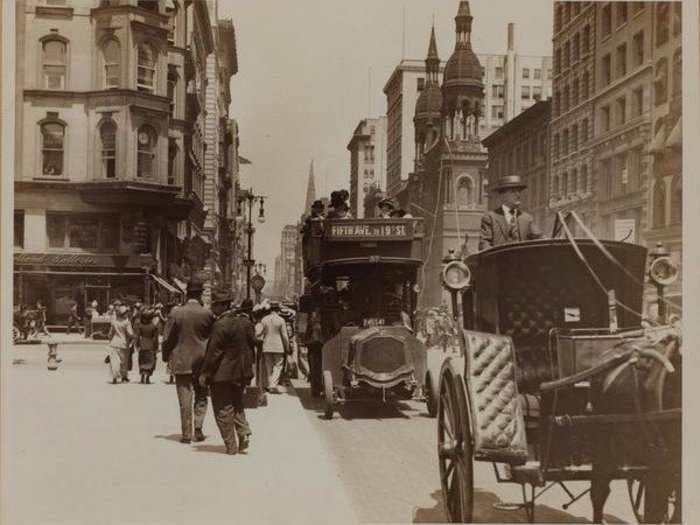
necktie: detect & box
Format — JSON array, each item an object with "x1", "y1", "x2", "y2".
[{"x1": 508, "y1": 209, "x2": 519, "y2": 241}]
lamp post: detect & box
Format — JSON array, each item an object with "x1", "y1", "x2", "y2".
[{"x1": 237, "y1": 189, "x2": 267, "y2": 301}]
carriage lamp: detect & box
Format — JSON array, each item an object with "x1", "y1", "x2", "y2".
[
  {"x1": 648, "y1": 242, "x2": 679, "y2": 325},
  {"x1": 441, "y1": 251, "x2": 471, "y2": 292}
]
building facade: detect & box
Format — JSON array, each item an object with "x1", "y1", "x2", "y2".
[
  {"x1": 347, "y1": 116, "x2": 387, "y2": 218},
  {"x1": 483, "y1": 100, "x2": 551, "y2": 232},
  {"x1": 383, "y1": 22, "x2": 552, "y2": 198},
  {"x1": 13, "y1": 0, "x2": 216, "y2": 323}
]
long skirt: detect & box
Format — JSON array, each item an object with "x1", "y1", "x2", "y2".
[{"x1": 139, "y1": 349, "x2": 156, "y2": 374}]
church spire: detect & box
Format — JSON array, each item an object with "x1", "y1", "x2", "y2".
[
  {"x1": 304, "y1": 160, "x2": 316, "y2": 211},
  {"x1": 426, "y1": 25, "x2": 440, "y2": 85}
]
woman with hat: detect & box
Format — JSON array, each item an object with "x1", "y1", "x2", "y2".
[
  {"x1": 479, "y1": 174, "x2": 542, "y2": 251},
  {"x1": 135, "y1": 308, "x2": 159, "y2": 384},
  {"x1": 106, "y1": 305, "x2": 135, "y2": 384},
  {"x1": 377, "y1": 197, "x2": 398, "y2": 218}
]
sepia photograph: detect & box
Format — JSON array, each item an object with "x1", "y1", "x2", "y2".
[{"x1": 1, "y1": 0, "x2": 697, "y2": 524}]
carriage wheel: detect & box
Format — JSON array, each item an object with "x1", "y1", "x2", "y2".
[
  {"x1": 438, "y1": 365, "x2": 473, "y2": 523},
  {"x1": 323, "y1": 371, "x2": 335, "y2": 420},
  {"x1": 627, "y1": 479, "x2": 680, "y2": 524}
]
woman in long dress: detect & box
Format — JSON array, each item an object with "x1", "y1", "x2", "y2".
[
  {"x1": 135, "y1": 309, "x2": 158, "y2": 384},
  {"x1": 107, "y1": 305, "x2": 134, "y2": 384}
]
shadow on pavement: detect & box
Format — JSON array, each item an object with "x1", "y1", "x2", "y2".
[
  {"x1": 294, "y1": 384, "x2": 416, "y2": 421},
  {"x1": 412, "y1": 487, "x2": 627, "y2": 524},
  {"x1": 154, "y1": 434, "x2": 185, "y2": 443},
  {"x1": 193, "y1": 444, "x2": 229, "y2": 455}
]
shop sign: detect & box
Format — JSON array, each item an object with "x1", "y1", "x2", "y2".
[
  {"x1": 14, "y1": 252, "x2": 132, "y2": 267},
  {"x1": 326, "y1": 220, "x2": 413, "y2": 241}
]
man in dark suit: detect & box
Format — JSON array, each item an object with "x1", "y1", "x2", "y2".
[
  {"x1": 162, "y1": 279, "x2": 214, "y2": 444},
  {"x1": 479, "y1": 174, "x2": 543, "y2": 251},
  {"x1": 199, "y1": 292, "x2": 256, "y2": 455}
]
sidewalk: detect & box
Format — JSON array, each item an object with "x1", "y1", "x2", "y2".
[{"x1": 3, "y1": 356, "x2": 358, "y2": 525}]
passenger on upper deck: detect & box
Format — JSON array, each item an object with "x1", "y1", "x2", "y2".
[
  {"x1": 479, "y1": 174, "x2": 542, "y2": 251},
  {"x1": 377, "y1": 197, "x2": 397, "y2": 218},
  {"x1": 327, "y1": 190, "x2": 353, "y2": 219}
]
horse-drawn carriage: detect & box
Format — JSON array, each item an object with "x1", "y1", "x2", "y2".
[
  {"x1": 300, "y1": 217, "x2": 429, "y2": 418},
  {"x1": 434, "y1": 221, "x2": 681, "y2": 523}
]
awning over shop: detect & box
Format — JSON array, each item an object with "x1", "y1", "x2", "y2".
[{"x1": 150, "y1": 274, "x2": 182, "y2": 296}]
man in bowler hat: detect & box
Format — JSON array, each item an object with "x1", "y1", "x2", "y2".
[
  {"x1": 162, "y1": 278, "x2": 214, "y2": 444},
  {"x1": 479, "y1": 174, "x2": 542, "y2": 251},
  {"x1": 199, "y1": 292, "x2": 256, "y2": 454}
]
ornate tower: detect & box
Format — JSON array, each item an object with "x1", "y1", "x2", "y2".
[
  {"x1": 414, "y1": 26, "x2": 443, "y2": 173},
  {"x1": 304, "y1": 160, "x2": 316, "y2": 213}
]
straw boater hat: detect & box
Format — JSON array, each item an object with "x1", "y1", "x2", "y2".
[{"x1": 493, "y1": 175, "x2": 527, "y2": 193}]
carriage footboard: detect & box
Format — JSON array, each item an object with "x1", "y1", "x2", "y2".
[{"x1": 463, "y1": 330, "x2": 528, "y2": 465}]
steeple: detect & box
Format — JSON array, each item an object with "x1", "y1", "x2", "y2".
[
  {"x1": 426, "y1": 25, "x2": 440, "y2": 85},
  {"x1": 414, "y1": 25, "x2": 443, "y2": 171},
  {"x1": 304, "y1": 160, "x2": 316, "y2": 211},
  {"x1": 455, "y1": 1, "x2": 473, "y2": 48}
]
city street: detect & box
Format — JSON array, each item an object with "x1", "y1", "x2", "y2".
[{"x1": 4, "y1": 342, "x2": 638, "y2": 524}]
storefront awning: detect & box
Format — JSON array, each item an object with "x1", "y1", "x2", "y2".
[{"x1": 151, "y1": 274, "x2": 182, "y2": 296}]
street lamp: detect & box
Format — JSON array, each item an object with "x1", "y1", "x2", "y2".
[
  {"x1": 648, "y1": 241, "x2": 679, "y2": 325},
  {"x1": 237, "y1": 189, "x2": 267, "y2": 301}
]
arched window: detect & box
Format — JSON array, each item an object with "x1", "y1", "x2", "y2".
[
  {"x1": 656, "y1": 3, "x2": 670, "y2": 47},
  {"x1": 41, "y1": 121, "x2": 65, "y2": 176},
  {"x1": 137, "y1": 125, "x2": 157, "y2": 178},
  {"x1": 42, "y1": 38, "x2": 67, "y2": 89},
  {"x1": 670, "y1": 176, "x2": 681, "y2": 225},
  {"x1": 672, "y1": 49, "x2": 682, "y2": 99},
  {"x1": 456, "y1": 176, "x2": 473, "y2": 208},
  {"x1": 100, "y1": 121, "x2": 116, "y2": 179},
  {"x1": 102, "y1": 39, "x2": 120, "y2": 89},
  {"x1": 137, "y1": 43, "x2": 156, "y2": 93},
  {"x1": 655, "y1": 58, "x2": 668, "y2": 106},
  {"x1": 653, "y1": 179, "x2": 666, "y2": 229}
]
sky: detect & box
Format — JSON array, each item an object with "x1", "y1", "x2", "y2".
[{"x1": 216, "y1": 0, "x2": 554, "y2": 275}]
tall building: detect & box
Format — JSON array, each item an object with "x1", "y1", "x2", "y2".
[
  {"x1": 280, "y1": 224, "x2": 299, "y2": 299},
  {"x1": 549, "y1": 1, "x2": 598, "y2": 233},
  {"x1": 383, "y1": 22, "x2": 552, "y2": 197},
  {"x1": 13, "y1": 0, "x2": 215, "y2": 323},
  {"x1": 645, "y1": 2, "x2": 682, "y2": 309},
  {"x1": 409, "y1": 1, "x2": 489, "y2": 307},
  {"x1": 347, "y1": 116, "x2": 387, "y2": 218}
]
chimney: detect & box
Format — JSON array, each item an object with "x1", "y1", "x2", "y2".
[{"x1": 507, "y1": 23, "x2": 515, "y2": 51}]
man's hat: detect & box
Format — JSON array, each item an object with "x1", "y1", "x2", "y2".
[
  {"x1": 311, "y1": 199, "x2": 325, "y2": 209},
  {"x1": 211, "y1": 288, "x2": 233, "y2": 305},
  {"x1": 378, "y1": 197, "x2": 398, "y2": 209},
  {"x1": 493, "y1": 175, "x2": 527, "y2": 193},
  {"x1": 187, "y1": 278, "x2": 204, "y2": 293}
]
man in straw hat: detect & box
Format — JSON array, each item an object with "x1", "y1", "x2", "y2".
[
  {"x1": 199, "y1": 290, "x2": 256, "y2": 454},
  {"x1": 162, "y1": 278, "x2": 215, "y2": 444},
  {"x1": 479, "y1": 174, "x2": 542, "y2": 251}
]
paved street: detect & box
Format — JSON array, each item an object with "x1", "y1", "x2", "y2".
[{"x1": 4, "y1": 342, "x2": 637, "y2": 524}]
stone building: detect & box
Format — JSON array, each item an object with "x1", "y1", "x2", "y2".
[
  {"x1": 482, "y1": 100, "x2": 551, "y2": 232},
  {"x1": 13, "y1": 0, "x2": 215, "y2": 324},
  {"x1": 347, "y1": 117, "x2": 387, "y2": 218},
  {"x1": 549, "y1": 1, "x2": 598, "y2": 232}
]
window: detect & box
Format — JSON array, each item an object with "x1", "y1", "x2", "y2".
[
  {"x1": 495, "y1": 66, "x2": 504, "y2": 79},
  {"x1": 553, "y1": 175, "x2": 560, "y2": 198},
  {"x1": 534, "y1": 68, "x2": 542, "y2": 80},
  {"x1": 653, "y1": 179, "x2": 666, "y2": 229},
  {"x1": 581, "y1": 119, "x2": 588, "y2": 143},
  {"x1": 533, "y1": 85, "x2": 542, "y2": 101},
  {"x1": 655, "y1": 58, "x2": 668, "y2": 106},
  {"x1": 573, "y1": 33, "x2": 580, "y2": 62},
  {"x1": 492, "y1": 85, "x2": 504, "y2": 98},
  {"x1": 417, "y1": 78, "x2": 425, "y2": 91},
  {"x1": 583, "y1": 25, "x2": 591, "y2": 53},
  {"x1": 138, "y1": 0, "x2": 159, "y2": 11},
  {"x1": 633, "y1": 32, "x2": 644, "y2": 67},
  {"x1": 617, "y1": 2, "x2": 628, "y2": 26},
  {"x1": 601, "y1": 158, "x2": 613, "y2": 198},
  {"x1": 672, "y1": 49, "x2": 682, "y2": 99},
  {"x1": 41, "y1": 121, "x2": 65, "y2": 176},
  {"x1": 102, "y1": 39, "x2": 120, "y2": 89},
  {"x1": 555, "y1": 48, "x2": 561, "y2": 74},
  {"x1": 137, "y1": 43, "x2": 156, "y2": 93},
  {"x1": 522, "y1": 68, "x2": 530, "y2": 79},
  {"x1": 656, "y1": 4, "x2": 669, "y2": 47},
  {"x1": 554, "y1": 133, "x2": 560, "y2": 158},
  {"x1": 602, "y1": 3, "x2": 612, "y2": 37},
  {"x1": 168, "y1": 138, "x2": 178, "y2": 185},
  {"x1": 615, "y1": 153, "x2": 628, "y2": 194},
  {"x1": 571, "y1": 124, "x2": 578, "y2": 151},
  {"x1": 633, "y1": 87, "x2": 644, "y2": 117},
  {"x1": 563, "y1": 129, "x2": 569, "y2": 155},
  {"x1": 582, "y1": 70, "x2": 590, "y2": 99},
  {"x1": 457, "y1": 177, "x2": 473, "y2": 207},
  {"x1": 42, "y1": 38, "x2": 67, "y2": 89},
  {"x1": 616, "y1": 97, "x2": 626, "y2": 125},
  {"x1": 572, "y1": 80, "x2": 579, "y2": 106},
  {"x1": 670, "y1": 175, "x2": 681, "y2": 224},
  {"x1": 100, "y1": 121, "x2": 116, "y2": 179},
  {"x1": 564, "y1": 41, "x2": 571, "y2": 69},
  {"x1": 602, "y1": 54, "x2": 612, "y2": 86},
  {"x1": 673, "y1": 3, "x2": 681, "y2": 36},
  {"x1": 570, "y1": 169, "x2": 578, "y2": 195},
  {"x1": 166, "y1": 0, "x2": 178, "y2": 44},
  {"x1": 47, "y1": 214, "x2": 120, "y2": 251},
  {"x1": 555, "y1": 5, "x2": 563, "y2": 32},
  {"x1": 137, "y1": 125, "x2": 157, "y2": 178},
  {"x1": 581, "y1": 165, "x2": 588, "y2": 193},
  {"x1": 563, "y1": 85, "x2": 569, "y2": 112},
  {"x1": 167, "y1": 68, "x2": 177, "y2": 116},
  {"x1": 521, "y1": 86, "x2": 530, "y2": 100},
  {"x1": 554, "y1": 91, "x2": 560, "y2": 116},
  {"x1": 14, "y1": 211, "x2": 24, "y2": 248},
  {"x1": 601, "y1": 105, "x2": 611, "y2": 132},
  {"x1": 491, "y1": 105, "x2": 504, "y2": 120},
  {"x1": 616, "y1": 43, "x2": 627, "y2": 78}
]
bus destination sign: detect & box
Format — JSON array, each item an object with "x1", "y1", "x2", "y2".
[{"x1": 326, "y1": 220, "x2": 413, "y2": 241}]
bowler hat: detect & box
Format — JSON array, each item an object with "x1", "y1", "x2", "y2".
[
  {"x1": 493, "y1": 175, "x2": 527, "y2": 192},
  {"x1": 211, "y1": 288, "x2": 233, "y2": 305}
]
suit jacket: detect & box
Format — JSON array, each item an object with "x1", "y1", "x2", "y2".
[
  {"x1": 479, "y1": 207, "x2": 542, "y2": 251},
  {"x1": 162, "y1": 299, "x2": 215, "y2": 374},
  {"x1": 201, "y1": 312, "x2": 257, "y2": 385},
  {"x1": 260, "y1": 312, "x2": 290, "y2": 354}
]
